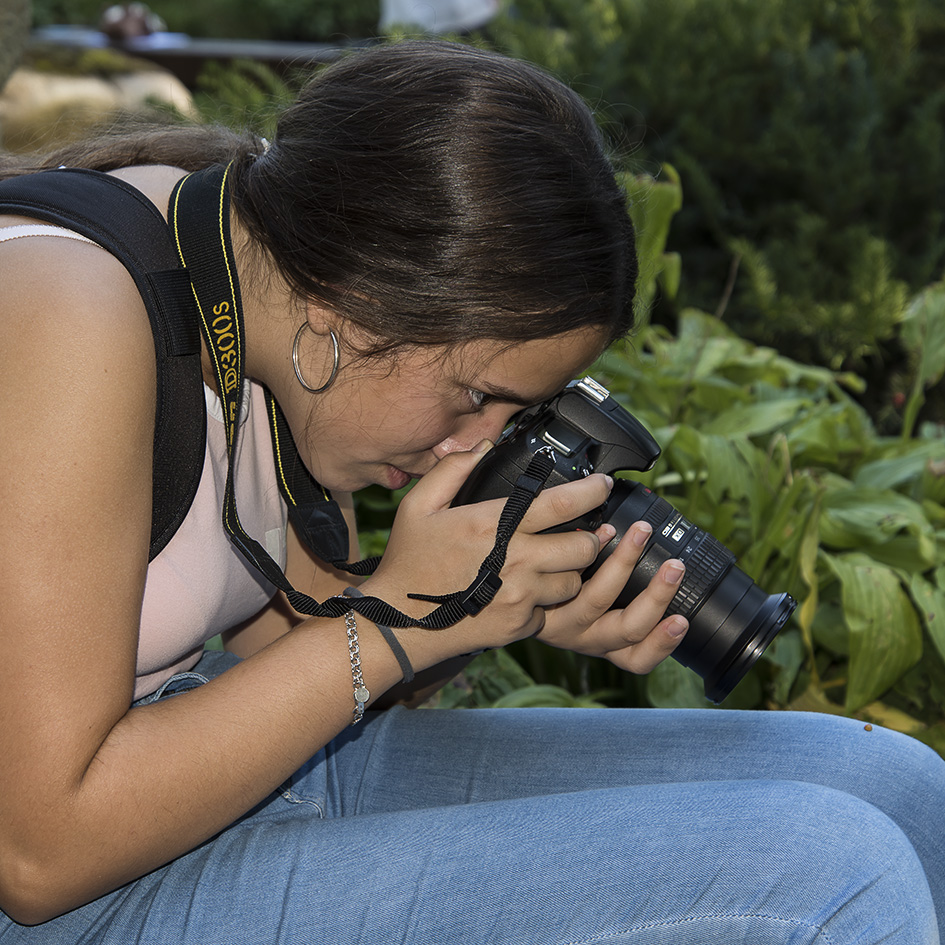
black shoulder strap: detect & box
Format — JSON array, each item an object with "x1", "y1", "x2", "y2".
[{"x1": 0, "y1": 168, "x2": 206, "y2": 560}]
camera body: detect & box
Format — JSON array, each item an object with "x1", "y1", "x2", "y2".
[{"x1": 453, "y1": 377, "x2": 796, "y2": 702}]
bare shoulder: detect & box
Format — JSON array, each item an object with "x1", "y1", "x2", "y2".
[
  {"x1": 0, "y1": 226, "x2": 155, "y2": 375},
  {"x1": 106, "y1": 165, "x2": 188, "y2": 222}
]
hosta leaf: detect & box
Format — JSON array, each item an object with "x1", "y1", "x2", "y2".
[
  {"x1": 646, "y1": 658, "x2": 714, "y2": 708},
  {"x1": 901, "y1": 283, "x2": 945, "y2": 389},
  {"x1": 698, "y1": 433, "x2": 755, "y2": 503},
  {"x1": 703, "y1": 398, "x2": 809, "y2": 438},
  {"x1": 825, "y1": 553, "x2": 923, "y2": 710},
  {"x1": 854, "y1": 440, "x2": 945, "y2": 491},
  {"x1": 909, "y1": 573, "x2": 945, "y2": 664},
  {"x1": 820, "y1": 487, "x2": 935, "y2": 566}
]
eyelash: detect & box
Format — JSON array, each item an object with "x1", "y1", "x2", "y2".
[{"x1": 467, "y1": 388, "x2": 493, "y2": 410}]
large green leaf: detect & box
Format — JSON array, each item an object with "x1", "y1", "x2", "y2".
[
  {"x1": 763, "y1": 628, "x2": 805, "y2": 705},
  {"x1": 825, "y1": 552, "x2": 923, "y2": 710},
  {"x1": 820, "y1": 487, "x2": 937, "y2": 570},
  {"x1": 491, "y1": 685, "x2": 613, "y2": 708},
  {"x1": 796, "y1": 489, "x2": 825, "y2": 656},
  {"x1": 695, "y1": 433, "x2": 756, "y2": 503},
  {"x1": 646, "y1": 657, "x2": 715, "y2": 708},
  {"x1": 621, "y1": 165, "x2": 684, "y2": 318},
  {"x1": 703, "y1": 398, "x2": 810, "y2": 437},
  {"x1": 910, "y1": 573, "x2": 945, "y2": 664},
  {"x1": 785, "y1": 401, "x2": 874, "y2": 464},
  {"x1": 901, "y1": 282, "x2": 945, "y2": 390},
  {"x1": 854, "y1": 440, "x2": 945, "y2": 491}
]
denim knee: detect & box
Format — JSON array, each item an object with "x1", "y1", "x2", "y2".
[{"x1": 747, "y1": 779, "x2": 938, "y2": 942}]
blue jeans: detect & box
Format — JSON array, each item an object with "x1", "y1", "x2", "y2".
[{"x1": 3, "y1": 650, "x2": 941, "y2": 944}]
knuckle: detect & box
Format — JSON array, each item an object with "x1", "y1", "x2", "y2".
[
  {"x1": 582, "y1": 531, "x2": 601, "y2": 564},
  {"x1": 562, "y1": 573, "x2": 582, "y2": 601},
  {"x1": 546, "y1": 487, "x2": 575, "y2": 521}
]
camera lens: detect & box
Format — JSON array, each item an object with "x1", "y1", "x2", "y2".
[{"x1": 585, "y1": 481, "x2": 796, "y2": 702}]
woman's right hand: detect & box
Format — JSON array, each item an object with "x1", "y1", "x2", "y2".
[{"x1": 356, "y1": 442, "x2": 614, "y2": 669}]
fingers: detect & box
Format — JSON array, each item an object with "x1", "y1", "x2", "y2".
[
  {"x1": 595, "y1": 552, "x2": 690, "y2": 674},
  {"x1": 606, "y1": 611, "x2": 689, "y2": 676},
  {"x1": 519, "y1": 474, "x2": 614, "y2": 534},
  {"x1": 538, "y1": 517, "x2": 693, "y2": 674},
  {"x1": 577, "y1": 521, "x2": 652, "y2": 611},
  {"x1": 555, "y1": 550, "x2": 688, "y2": 650},
  {"x1": 514, "y1": 527, "x2": 603, "y2": 576},
  {"x1": 403, "y1": 440, "x2": 494, "y2": 511},
  {"x1": 621, "y1": 556, "x2": 686, "y2": 636}
]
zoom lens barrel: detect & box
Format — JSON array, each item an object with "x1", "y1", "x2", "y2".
[{"x1": 586, "y1": 481, "x2": 796, "y2": 702}]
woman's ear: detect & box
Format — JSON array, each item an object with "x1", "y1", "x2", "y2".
[{"x1": 303, "y1": 300, "x2": 342, "y2": 338}]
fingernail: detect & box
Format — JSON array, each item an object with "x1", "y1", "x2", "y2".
[
  {"x1": 664, "y1": 560, "x2": 685, "y2": 585},
  {"x1": 474, "y1": 439, "x2": 493, "y2": 453},
  {"x1": 632, "y1": 522, "x2": 652, "y2": 547},
  {"x1": 601, "y1": 474, "x2": 614, "y2": 490},
  {"x1": 667, "y1": 616, "x2": 688, "y2": 637},
  {"x1": 598, "y1": 523, "x2": 617, "y2": 543}
]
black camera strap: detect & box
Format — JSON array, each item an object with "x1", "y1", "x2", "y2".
[{"x1": 169, "y1": 164, "x2": 555, "y2": 630}]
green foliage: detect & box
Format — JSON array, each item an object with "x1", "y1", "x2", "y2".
[
  {"x1": 191, "y1": 60, "x2": 300, "y2": 138},
  {"x1": 30, "y1": 0, "x2": 105, "y2": 30},
  {"x1": 421, "y1": 649, "x2": 531, "y2": 708},
  {"x1": 580, "y1": 300, "x2": 945, "y2": 725},
  {"x1": 485, "y1": 0, "x2": 945, "y2": 395},
  {"x1": 469, "y1": 169, "x2": 945, "y2": 754},
  {"x1": 31, "y1": 0, "x2": 381, "y2": 43},
  {"x1": 900, "y1": 284, "x2": 945, "y2": 438},
  {"x1": 618, "y1": 164, "x2": 684, "y2": 324},
  {"x1": 591, "y1": 185, "x2": 942, "y2": 739},
  {"x1": 164, "y1": 0, "x2": 379, "y2": 44}
]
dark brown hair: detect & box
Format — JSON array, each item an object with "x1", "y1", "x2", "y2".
[{"x1": 3, "y1": 41, "x2": 637, "y2": 349}]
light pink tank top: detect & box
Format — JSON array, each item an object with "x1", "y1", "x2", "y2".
[
  {"x1": 0, "y1": 224, "x2": 288, "y2": 698},
  {"x1": 136, "y1": 380, "x2": 287, "y2": 698}
]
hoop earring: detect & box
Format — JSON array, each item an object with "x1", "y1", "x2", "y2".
[{"x1": 293, "y1": 324, "x2": 340, "y2": 394}]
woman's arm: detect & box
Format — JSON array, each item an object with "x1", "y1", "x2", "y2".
[
  {"x1": 0, "y1": 238, "x2": 680, "y2": 924},
  {"x1": 0, "y1": 243, "x2": 409, "y2": 924}
]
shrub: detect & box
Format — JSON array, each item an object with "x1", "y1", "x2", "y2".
[
  {"x1": 497, "y1": 167, "x2": 945, "y2": 755},
  {"x1": 485, "y1": 0, "x2": 945, "y2": 410},
  {"x1": 31, "y1": 0, "x2": 381, "y2": 44}
]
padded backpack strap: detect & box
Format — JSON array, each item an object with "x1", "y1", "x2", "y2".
[{"x1": 0, "y1": 168, "x2": 206, "y2": 559}]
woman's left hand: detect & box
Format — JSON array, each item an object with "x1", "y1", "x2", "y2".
[{"x1": 536, "y1": 521, "x2": 689, "y2": 675}]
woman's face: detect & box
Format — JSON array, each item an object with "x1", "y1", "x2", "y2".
[{"x1": 298, "y1": 326, "x2": 608, "y2": 493}]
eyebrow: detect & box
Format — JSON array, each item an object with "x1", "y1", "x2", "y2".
[{"x1": 482, "y1": 383, "x2": 551, "y2": 408}]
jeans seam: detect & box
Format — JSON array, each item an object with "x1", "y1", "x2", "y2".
[
  {"x1": 277, "y1": 778, "x2": 325, "y2": 818},
  {"x1": 135, "y1": 671, "x2": 212, "y2": 706},
  {"x1": 560, "y1": 912, "x2": 833, "y2": 945}
]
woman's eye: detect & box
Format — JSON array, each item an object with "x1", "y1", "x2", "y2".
[{"x1": 467, "y1": 388, "x2": 493, "y2": 410}]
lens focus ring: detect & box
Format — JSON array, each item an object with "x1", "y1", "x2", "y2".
[{"x1": 667, "y1": 532, "x2": 735, "y2": 619}]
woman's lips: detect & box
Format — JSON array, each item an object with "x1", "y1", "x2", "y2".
[{"x1": 385, "y1": 465, "x2": 414, "y2": 490}]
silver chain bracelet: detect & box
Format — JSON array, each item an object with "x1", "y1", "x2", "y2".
[{"x1": 345, "y1": 610, "x2": 370, "y2": 725}]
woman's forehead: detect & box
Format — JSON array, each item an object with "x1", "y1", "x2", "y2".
[{"x1": 451, "y1": 327, "x2": 607, "y2": 393}]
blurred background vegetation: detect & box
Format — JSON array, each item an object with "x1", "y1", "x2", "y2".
[
  {"x1": 31, "y1": 0, "x2": 381, "y2": 44},
  {"x1": 8, "y1": 0, "x2": 945, "y2": 746}
]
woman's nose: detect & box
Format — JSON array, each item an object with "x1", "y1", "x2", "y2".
[{"x1": 431, "y1": 409, "x2": 515, "y2": 460}]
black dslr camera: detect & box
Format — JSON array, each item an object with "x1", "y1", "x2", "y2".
[{"x1": 453, "y1": 377, "x2": 796, "y2": 702}]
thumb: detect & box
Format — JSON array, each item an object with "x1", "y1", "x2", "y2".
[{"x1": 412, "y1": 439, "x2": 494, "y2": 511}]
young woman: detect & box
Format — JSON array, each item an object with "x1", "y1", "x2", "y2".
[{"x1": 0, "y1": 40, "x2": 942, "y2": 944}]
